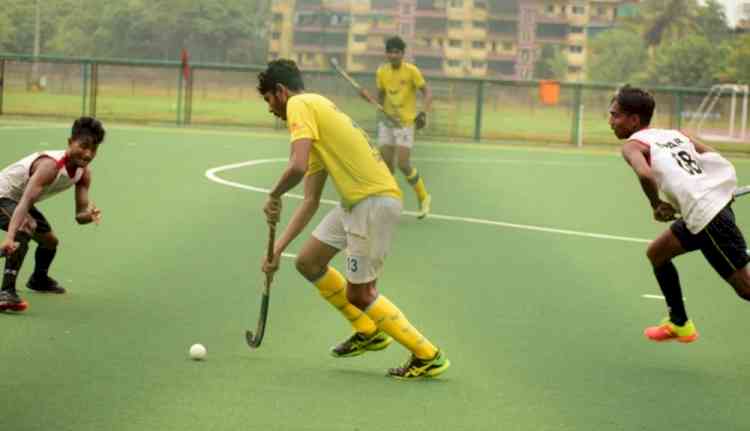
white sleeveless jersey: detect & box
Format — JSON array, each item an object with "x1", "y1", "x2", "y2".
[
  {"x1": 0, "y1": 150, "x2": 84, "y2": 203},
  {"x1": 629, "y1": 128, "x2": 736, "y2": 233}
]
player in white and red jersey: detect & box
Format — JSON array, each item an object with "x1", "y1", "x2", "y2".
[
  {"x1": 611, "y1": 85, "x2": 750, "y2": 343},
  {"x1": 0, "y1": 117, "x2": 105, "y2": 312}
]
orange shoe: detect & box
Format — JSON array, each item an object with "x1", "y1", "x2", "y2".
[{"x1": 644, "y1": 318, "x2": 698, "y2": 343}]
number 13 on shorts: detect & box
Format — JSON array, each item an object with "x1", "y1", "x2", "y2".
[{"x1": 346, "y1": 256, "x2": 360, "y2": 273}]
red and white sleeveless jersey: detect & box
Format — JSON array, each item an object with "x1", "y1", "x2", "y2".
[
  {"x1": 629, "y1": 128, "x2": 736, "y2": 233},
  {"x1": 0, "y1": 150, "x2": 84, "y2": 203}
]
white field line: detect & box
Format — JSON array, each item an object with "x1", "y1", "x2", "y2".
[{"x1": 205, "y1": 158, "x2": 650, "y2": 244}]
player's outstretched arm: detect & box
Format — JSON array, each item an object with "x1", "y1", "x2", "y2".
[{"x1": 74, "y1": 169, "x2": 100, "y2": 225}]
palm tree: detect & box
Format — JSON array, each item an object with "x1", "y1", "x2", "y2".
[{"x1": 639, "y1": 0, "x2": 699, "y2": 49}]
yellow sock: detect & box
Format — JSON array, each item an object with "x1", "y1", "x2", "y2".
[
  {"x1": 314, "y1": 267, "x2": 377, "y2": 335},
  {"x1": 406, "y1": 168, "x2": 428, "y2": 202},
  {"x1": 365, "y1": 295, "x2": 437, "y2": 359}
]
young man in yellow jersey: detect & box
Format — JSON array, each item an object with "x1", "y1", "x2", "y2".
[
  {"x1": 373, "y1": 36, "x2": 433, "y2": 219},
  {"x1": 257, "y1": 59, "x2": 449, "y2": 379}
]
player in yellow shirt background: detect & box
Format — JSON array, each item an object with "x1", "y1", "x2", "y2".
[
  {"x1": 374, "y1": 36, "x2": 433, "y2": 219},
  {"x1": 256, "y1": 59, "x2": 449, "y2": 379}
]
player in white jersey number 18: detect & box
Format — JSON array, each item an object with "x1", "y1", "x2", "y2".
[{"x1": 611, "y1": 85, "x2": 750, "y2": 343}]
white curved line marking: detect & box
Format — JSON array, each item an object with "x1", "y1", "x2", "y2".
[
  {"x1": 413, "y1": 157, "x2": 609, "y2": 167},
  {"x1": 205, "y1": 159, "x2": 650, "y2": 244}
]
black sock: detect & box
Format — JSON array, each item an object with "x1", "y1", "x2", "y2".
[
  {"x1": 33, "y1": 246, "x2": 57, "y2": 278},
  {"x1": 654, "y1": 261, "x2": 688, "y2": 326},
  {"x1": 2, "y1": 237, "x2": 29, "y2": 292}
]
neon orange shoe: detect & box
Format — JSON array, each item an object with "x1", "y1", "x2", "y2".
[{"x1": 644, "y1": 318, "x2": 698, "y2": 343}]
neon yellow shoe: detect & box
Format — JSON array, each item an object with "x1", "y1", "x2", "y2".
[
  {"x1": 644, "y1": 318, "x2": 698, "y2": 343},
  {"x1": 330, "y1": 330, "x2": 392, "y2": 358},
  {"x1": 387, "y1": 349, "x2": 450, "y2": 379},
  {"x1": 417, "y1": 194, "x2": 431, "y2": 219}
]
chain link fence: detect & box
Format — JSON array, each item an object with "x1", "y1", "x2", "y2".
[{"x1": 1, "y1": 54, "x2": 747, "y2": 149}]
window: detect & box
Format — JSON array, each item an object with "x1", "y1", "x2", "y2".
[
  {"x1": 353, "y1": 34, "x2": 367, "y2": 43},
  {"x1": 449, "y1": 0, "x2": 463, "y2": 7},
  {"x1": 475, "y1": 1, "x2": 487, "y2": 9},
  {"x1": 473, "y1": 20, "x2": 486, "y2": 28},
  {"x1": 471, "y1": 60, "x2": 485, "y2": 68},
  {"x1": 568, "y1": 65, "x2": 582, "y2": 73},
  {"x1": 570, "y1": 26, "x2": 584, "y2": 34},
  {"x1": 415, "y1": 56, "x2": 443, "y2": 70},
  {"x1": 448, "y1": 20, "x2": 462, "y2": 28},
  {"x1": 569, "y1": 45, "x2": 583, "y2": 53},
  {"x1": 448, "y1": 39, "x2": 462, "y2": 47},
  {"x1": 502, "y1": 41, "x2": 513, "y2": 51},
  {"x1": 596, "y1": 7, "x2": 606, "y2": 16},
  {"x1": 546, "y1": 5, "x2": 554, "y2": 14},
  {"x1": 472, "y1": 41, "x2": 486, "y2": 49},
  {"x1": 271, "y1": 32, "x2": 280, "y2": 40},
  {"x1": 447, "y1": 59, "x2": 462, "y2": 67},
  {"x1": 488, "y1": 60, "x2": 515, "y2": 75},
  {"x1": 572, "y1": 6, "x2": 585, "y2": 15}
]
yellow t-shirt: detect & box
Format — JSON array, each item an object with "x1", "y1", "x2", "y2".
[
  {"x1": 286, "y1": 93, "x2": 402, "y2": 209},
  {"x1": 376, "y1": 62, "x2": 426, "y2": 126}
]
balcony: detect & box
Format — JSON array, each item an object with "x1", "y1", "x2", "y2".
[
  {"x1": 487, "y1": 51, "x2": 515, "y2": 61},
  {"x1": 295, "y1": 24, "x2": 349, "y2": 33},
  {"x1": 537, "y1": 13, "x2": 570, "y2": 24},
  {"x1": 294, "y1": 44, "x2": 347, "y2": 54},
  {"x1": 416, "y1": 8, "x2": 447, "y2": 18},
  {"x1": 412, "y1": 45, "x2": 444, "y2": 57}
]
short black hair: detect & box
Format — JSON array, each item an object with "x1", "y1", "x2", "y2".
[
  {"x1": 385, "y1": 36, "x2": 406, "y2": 52},
  {"x1": 257, "y1": 59, "x2": 305, "y2": 95},
  {"x1": 71, "y1": 117, "x2": 105, "y2": 145},
  {"x1": 613, "y1": 85, "x2": 655, "y2": 126}
]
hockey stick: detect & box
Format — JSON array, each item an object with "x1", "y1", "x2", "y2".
[
  {"x1": 735, "y1": 185, "x2": 750, "y2": 198},
  {"x1": 245, "y1": 223, "x2": 276, "y2": 349},
  {"x1": 328, "y1": 58, "x2": 403, "y2": 128}
]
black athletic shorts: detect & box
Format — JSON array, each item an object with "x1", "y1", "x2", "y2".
[
  {"x1": 671, "y1": 204, "x2": 750, "y2": 279},
  {"x1": 0, "y1": 197, "x2": 52, "y2": 235}
]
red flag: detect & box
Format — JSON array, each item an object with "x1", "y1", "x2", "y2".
[{"x1": 180, "y1": 48, "x2": 190, "y2": 81}]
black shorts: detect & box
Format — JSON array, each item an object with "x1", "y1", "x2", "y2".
[
  {"x1": 0, "y1": 197, "x2": 52, "y2": 235},
  {"x1": 671, "y1": 205, "x2": 750, "y2": 279}
]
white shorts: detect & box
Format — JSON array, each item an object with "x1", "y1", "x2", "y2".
[
  {"x1": 378, "y1": 122, "x2": 414, "y2": 148},
  {"x1": 312, "y1": 196, "x2": 402, "y2": 284}
]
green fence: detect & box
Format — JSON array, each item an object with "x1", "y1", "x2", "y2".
[{"x1": 1, "y1": 53, "x2": 746, "y2": 147}]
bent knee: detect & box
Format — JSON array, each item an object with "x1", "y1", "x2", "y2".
[
  {"x1": 729, "y1": 269, "x2": 750, "y2": 301},
  {"x1": 295, "y1": 256, "x2": 325, "y2": 281},
  {"x1": 36, "y1": 233, "x2": 59, "y2": 249},
  {"x1": 398, "y1": 163, "x2": 412, "y2": 176},
  {"x1": 645, "y1": 245, "x2": 660, "y2": 266}
]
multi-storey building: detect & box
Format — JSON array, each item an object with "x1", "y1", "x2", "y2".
[
  {"x1": 268, "y1": 0, "x2": 628, "y2": 81},
  {"x1": 738, "y1": 0, "x2": 750, "y2": 32}
]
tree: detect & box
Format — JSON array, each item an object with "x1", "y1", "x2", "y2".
[
  {"x1": 0, "y1": 13, "x2": 16, "y2": 51},
  {"x1": 637, "y1": 0, "x2": 699, "y2": 50},
  {"x1": 645, "y1": 34, "x2": 719, "y2": 87},
  {"x1": 534, "y1": 44, "x2": 567, "y2": 80},
  {"x1": 695, "y1": 0, "x2": 731, "y2": 45},
  {"x1": 717, "y1": 34, "x2": 750, "y2": 84},
  {"x1": 586, "y1": 28, "x2": 647, "y2": 83}
]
